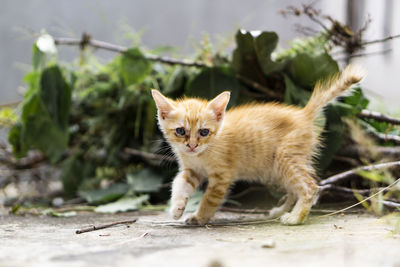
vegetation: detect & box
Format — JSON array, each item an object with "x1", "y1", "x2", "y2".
[{"x1": 1, "y1": 4, "x2": 399, "y2": 215}]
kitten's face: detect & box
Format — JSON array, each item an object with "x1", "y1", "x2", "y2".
[{"x1": 152, "y1": 90, "x2": 230, "y2": 156}]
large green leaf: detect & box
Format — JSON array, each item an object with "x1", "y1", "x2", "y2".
[
  {"x1": 120, "y1": 48, "x2": 152, "y2": 86},
  {"x1": 232, "y1": 30, "x2": 283, "y2": 80},
  {"x1": 287, "y1": 52, "x2": 339, "y2": 88},
  {"x1": 9, "y1": 66, "x2": 71, "y2": 162},
  {"x1": 127, "y1": 168, "x2": 164, "y2": 193},
  {"x1": 95, "y1": 194, "x2": 149, "y2": 213},
  {"x1": 283, "y1": 74, "x2": 311, "y2": 107},
  {"x1": 186, "y1": 66, "x2": 239, "y2": 107},
  {"x1": 79, "y1": 183, "x2": 129, "y2": 205}
]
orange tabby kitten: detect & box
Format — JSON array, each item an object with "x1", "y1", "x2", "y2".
[{"x1": 152, "y1": 65, "x2": 365, "y2": 225}]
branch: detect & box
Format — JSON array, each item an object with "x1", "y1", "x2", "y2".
[
  {"x1": 54, "y1": 34, "x2": 206, "y2": 68},
  {"x1": 338, "y1": 144, "x2": 400, "y2": 158},
  {"x1": 358, "y1": 109, "x2": 400, "y2": 125},
  {"x1": 320, "y1": 161, "x2": 400, "y2": 185},
  {"x1": 75, "y1": 219, "x2": 137, "y2": 234},
  {"x1": 320, "y1": 184, "x2": 389, "y2": 195},
  {"x1": 236, "y1": 74, "x2": 283, "y2": 100},
  {"x1": 219, "y1": 206, "x2": 269, "y2": 214},
  {"x1": 361, "y1": 34, "x2": 400, "y2": 46},
  {"x1": 372, "y1": 132, "x2": 400, "y2": 145}
]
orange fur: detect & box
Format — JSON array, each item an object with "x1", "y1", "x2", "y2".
[{"x1": 152, "y1": 64, "x2": 365, "y2": 225}]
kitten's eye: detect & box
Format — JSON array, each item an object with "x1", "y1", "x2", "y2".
[
  {"x1": 175, "y1": 127, "x2": 186, "y2": 136},
  {"x1": 199, "y1": 129, "x2": 210, "y2": 137}
]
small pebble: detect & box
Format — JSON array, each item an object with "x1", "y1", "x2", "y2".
[
  {"x1": 261, "y1": 239, "x2": 276, "y2": 248},
  {"x1": 52, "y1": 197, "x2": 64, "y2": 207}
]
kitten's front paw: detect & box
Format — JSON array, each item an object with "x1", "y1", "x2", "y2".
[
  {"x1": 184, "y1": 213, "x2": 209, "y2": 226},
  {"x1": 170, "y1": 198, "x2": 188, "y2": 220},
  {"x1": 280, "y1": 212, "x2": 304, "y2": 225}
]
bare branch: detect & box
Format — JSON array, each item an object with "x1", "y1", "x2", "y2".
[
  {"x1": 338, "y1": 144, "x2": 400, "y2": 158},
  {"x1": 371, "y1": 132, "x2": 400, "y2": 145},
  {"x1": 54, "y1": 34, "x2": 206, "y2": 68},
  {"x1": 320, "y1": 184, "x2": 389, "y2": 195},
  {"x1": 75, "y1": 219, "x2": 137, "y2": 234},
  {"x1": 236, "y1": 74, "x2": 283, "y2": 100},
  {"x1": 361, "y1": 34, "x2": 400, "y2": 46},
  {"x1": 358, "y1": 109, "x2": 400, "y2": 125},
  {"x1": 320, "y1": 161, "x2": 400, "y2": 185}
]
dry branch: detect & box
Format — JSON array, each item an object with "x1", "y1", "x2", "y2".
[
  {"x1": 236, "y1": 74, "x2": 283, "y2": 100},
  {"x1": 75, "y1": 219, "x2": 137, "y2": 234},
  {"x1": 358, "y1": 109, "x2": 400, "y2": 125},
  {"x1": 54, "y1": 34, "x2": 206, "y2": 68},
  {"x1": 320, "y1": 161, "x2": 400, "y2": 185}
]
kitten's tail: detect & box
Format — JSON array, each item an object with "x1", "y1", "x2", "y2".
[{"x1": 303, "y1": 64, "x2": 366, "y2": 118}]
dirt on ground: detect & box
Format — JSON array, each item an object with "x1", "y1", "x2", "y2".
[{"x1": 1, "y1": 207, "x2": 400, "y2": 267}]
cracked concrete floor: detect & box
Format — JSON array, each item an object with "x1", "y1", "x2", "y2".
[{"x1": 1, "y1": 209, "x2": 400, "y2": 267}]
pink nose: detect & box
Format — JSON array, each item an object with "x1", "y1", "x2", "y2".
[{"x1": 187, "y1": 144, "x2": 198, "y2": 151}]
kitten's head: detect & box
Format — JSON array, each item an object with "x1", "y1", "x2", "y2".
[{"x1": 151, "y1": 90, "x2": 230, "y2": 156}]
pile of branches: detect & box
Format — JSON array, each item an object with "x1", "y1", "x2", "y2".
[{"x1": 1, "y1": 3, "x2": 400, "y2": 212}]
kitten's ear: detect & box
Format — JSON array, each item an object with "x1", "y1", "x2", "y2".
[
  {"x1": 151, "y1": 89, "x2": 175, "y2": 120},
  {"x1": 207, "y1": 91, "x2": 230, "y2": 121}
]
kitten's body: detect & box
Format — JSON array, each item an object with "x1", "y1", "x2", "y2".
[{"x1": 152, "y1": 65, "x2": 365, "y2": 225}]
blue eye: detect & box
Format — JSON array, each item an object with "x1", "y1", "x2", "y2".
[
  {"x1": 199, "y1": 129, "x2": 209, "y2": 137},
  {"x1": 175, "y1": 127, "x2": 186, "y2": 136}
]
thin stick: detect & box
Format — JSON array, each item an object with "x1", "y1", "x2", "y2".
[
  {"x1": 75, "y1": 219, "x2": 137, "y2": 234},
  {"x1": 316, "y1": 178, "x2": 400, "y2": 218},
  {"x1": 54, "y1": 36, "x2": 206, "y2": 68},
  {"x1": 319, "y1": 184, "x2": 389, "y2": 195},
  {"x1": 320, "y1": 161, "x2": 400, "y2": 186},
  {"x1": 219, "y1": 206, "x2": 269, "y2": 214},
  {"x1": 358, "y1": 109, "x2": 400, "y2": 125},
  {"x1": 361, "y1": 34, "x2": 400, "y2": 46}
]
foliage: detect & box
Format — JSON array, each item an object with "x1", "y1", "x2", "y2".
[{"x1": 6, "y1": 29, "x2": 399, "y2": 209}]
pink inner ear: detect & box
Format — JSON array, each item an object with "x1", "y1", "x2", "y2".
[{"x1": 215, "y1": 111, "x2": 223, "y2": 121}]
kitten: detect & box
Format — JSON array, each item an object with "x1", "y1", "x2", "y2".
[{"x1": 151, "y1": 65, "x2": 365, "y2": 225}]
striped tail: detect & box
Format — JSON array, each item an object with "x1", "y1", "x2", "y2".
[{"x1": 303, "y1": 64, "x2": 366, "y2": 119}]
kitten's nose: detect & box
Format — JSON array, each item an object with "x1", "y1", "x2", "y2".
[{"x1": 186, "y1": 143, "x2": 198, "y2": 151}]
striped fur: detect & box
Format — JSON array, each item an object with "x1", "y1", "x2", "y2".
[{"x1": 152, "y1": 64, "x2": 365, "y2": 225}]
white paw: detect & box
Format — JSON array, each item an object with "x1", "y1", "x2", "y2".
[
  {"x1": 280, "y1": 212, "x2": 303, "y2": 225},
  {"x1": 170, "y1": 198, "x2": 188, "y2": 220},
  {"x1": 184, "y1": 213, "x2": 209, "y2": 226},
  {"x1": 268, "y1": 207, "x2": 285, "y2": 219}
]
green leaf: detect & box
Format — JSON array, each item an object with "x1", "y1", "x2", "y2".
[
  {"x1": 232, "y1": 30, "x2": 283, "y2": 80},
  {"x1": 185, "y1": 191, "x2": 203, "y2": 212},
  {"x1": 343, "y1": 87, "x2": 369, "y2": 112},
  {"x1": 186, "y1": 66, "x2": 239, "y2": 107},
  {"x1": 120, "y1": 48, "x2": 152, "y2": 85},
  {"x1": 32, "y1": 44, "x2": 45, "y2": 71},
  {"x1": 79, "y1": 183, "x2": 129, "y2": 205},
  {"x1": 287, "y1": 52, "x2": 339, "y2": 88},
  {"x1": 254, "y1": 31, "x2": 284, "y2": 75},
  {"x1": 60, "y1": 154, "x2": 96, "y2": 197},
  {"x1": 283, "y1": 74, "x2": 311, "y2": 107},
  {"x1": 127, "y1": 168, "x2": 164, "y2": 193},
  {"x1": 95, "y1": 194, "x2": 149, "y2": 213},
  {"x1": 164, "y1": 67, "x2": 188, "y2": 98},
  {"x1": 46, "y1": 210, "x2": 77, "y2": 217}
]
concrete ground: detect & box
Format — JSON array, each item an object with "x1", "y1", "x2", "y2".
[{"x1": 1, "y1": 208, "x2": 400, "y2": 267}]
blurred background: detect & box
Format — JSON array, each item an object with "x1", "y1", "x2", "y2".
[{"x1": 1, "y1": 0, "x2": 399, "y2": 105}]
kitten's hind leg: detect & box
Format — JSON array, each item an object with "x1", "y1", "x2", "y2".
[
  {"x1": 277, "y1": 164, "x2": 319, "y2": 225},
  {"x1": 268, "y1": 194, "x2": 296, "y2": 219}
]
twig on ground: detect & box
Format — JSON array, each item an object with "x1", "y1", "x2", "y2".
[
  {"x1": 219, "y1": 206, "x2": 269, "y2": 214},
  {"x1": 75, "y1": 219, "x2": 137, "y2": 234},
  {"x1": 380, "y1": 200, "x2": 400, "y2": 208},
  {"x1": 370, "y1": 132, "x2": 400, "y2": 145},
  {"x1": 358, "y1": 109, "x2": 400, "y2": 125},
  {"x1": 320, "y1": 161, "x2": 400, "y2": 185},
  {"x1": 54, "y1": 34, "x2": 206, "y2": 68}
]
